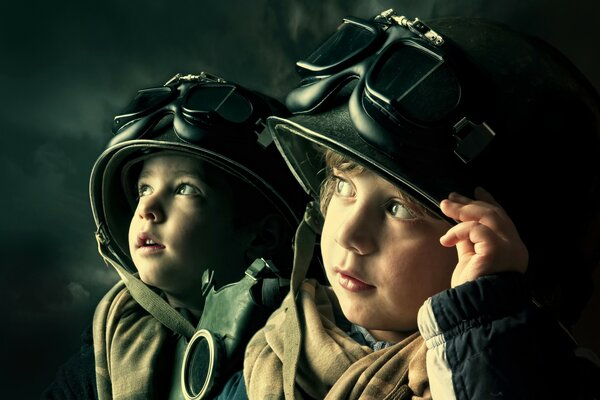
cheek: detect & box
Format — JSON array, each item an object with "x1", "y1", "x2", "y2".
[
  {"x1": 429, "y1": 245, "x2": 457, "y2": 286},
  {"x1": 319, "y1": 213, "x2": 339, "y2": 269},
  {"x1": 382, "y1": 225, "x2": 454, "y2": 273},
  {"x1": 177, "y1": 212, "x2": 234, "y2": 256},
  {"x1": 394, "y1": 239, "x2": 455, "y2": 290},
  {"x1": 128, "y1": 214, "x2": 138, "y2": 253},
  {"x1": 321, "y1": 199, "x2": 344, "y2": 244},
  {"x1": 174, "y1": 220, "x2": 206, "y2": 251}
]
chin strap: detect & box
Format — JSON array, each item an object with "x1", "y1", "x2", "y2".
[
  {"x1": 95, "y1": 225, "x2": 196, "y2": 340},
  {"x1": 283, "y1": 201, "x2": 323, "y2": 399}
]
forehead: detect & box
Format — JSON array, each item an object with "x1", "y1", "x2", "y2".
[
  {"x1": 137, "y1": 152, "x2": 233, "y2": 190},
  {"x1": 140, "y1": 153, "x2": 205, "y2": 174}
]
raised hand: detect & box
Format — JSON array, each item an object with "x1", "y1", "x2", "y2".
[{"x1": 439, "y1": 187, "x2": 529, "y2": 288}]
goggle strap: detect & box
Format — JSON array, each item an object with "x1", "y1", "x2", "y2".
[{"x1": 95, "y1": 226, "x2": 196, "y2": 339}]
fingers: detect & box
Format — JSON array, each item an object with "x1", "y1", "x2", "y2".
[
  {"x1": 439, "y1": 187, "x2": 529, "y2": 279},
  {"x1": 440, "y1": 220, "x2": 498, "y2": 257},
  {"x1": 440, "y1": 188, "x2": 512, "y2": 234}
]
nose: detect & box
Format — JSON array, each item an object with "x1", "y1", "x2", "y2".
[
  {"x1": 334, "y1": 203, "x2": 377, "y2": 255},
  {"x1": 136, "y1": 193, "x2": 165, "y2": 223}
]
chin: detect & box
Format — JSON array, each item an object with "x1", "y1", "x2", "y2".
[
  {"x1": 138, "y1": 274, "x2": 159, "y2": 288},
  {"x1": 340, "y1": 305, "x2": 373, "y2": 328},
  {"x1": 138, "y1": 268, "x2": 170, "y2": 288}
]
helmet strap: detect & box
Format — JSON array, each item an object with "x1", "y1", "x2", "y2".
[
  {"x1": 95, "y1": 225, "x2": 196, "y2": 340},
  {"x1": 282, "y1": 201, "x2": 321, "y2": 398}
]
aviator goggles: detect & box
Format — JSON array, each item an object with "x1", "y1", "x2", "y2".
[
  {"x1": 287, "y1": 9, "x2": 495, "y2": 163},
  {"x1": 109, "y1": 72, "x2": 272, "y2": 148}
]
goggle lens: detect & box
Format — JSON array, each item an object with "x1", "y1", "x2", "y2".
[
  {"x1": 297, "y1": 19, "x2": 379, "y2": 76},
  {"x1": 128, "y1": 87, "x2": 173, "y2": 114},
  {"x1": 368, "y1": 44, "x2": 461, "y2": 123},
  {"x1": 183, "y1": 84, "x2": 253, "y2": 124},
  {"x1": 113, "y1": 87, "x2": 174, "y2": 133}
]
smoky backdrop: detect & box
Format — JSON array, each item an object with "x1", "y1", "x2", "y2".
[{"x1": 0, "y1": 0, "x2": 598, "y2": 397}]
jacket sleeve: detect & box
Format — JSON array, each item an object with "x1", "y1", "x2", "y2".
[
  {"x1": 41, "y1": 324, "x2": 98, "y2": 400},
  {"x1": 211, "y1": 370, "x2": 248, "y2": 400},
  {"x1": 418, "y1": 272, "x2": 600, "y2": 400}
]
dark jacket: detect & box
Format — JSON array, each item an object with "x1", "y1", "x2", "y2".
[
  {"x1": 41, "y1": 324, "x2": 97, "y2": 400},
  {"x1": 215, "y1": 273, "x2": 600, "y2": 399},
  {"x1": 420, "y1": 272, "x2": 600, "y2": 399}
]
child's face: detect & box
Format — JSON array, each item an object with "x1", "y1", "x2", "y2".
[
  {"x1": 320, "y1": 168, "x2": 457, "y2": 342},
  {"x1": 128, "y1": 154, "x2": 253, "y2": 309}
]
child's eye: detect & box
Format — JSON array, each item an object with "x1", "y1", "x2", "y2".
[
  {"x1": 176, "y1": 183, "x2": 200, "y2": 195},
  {"x1": 137, "y1": 184, "x2": 152, "y2": 198},
  {"x1": 386, "y1": 201, "x2": 416, "y2": 220},
  {"x1": 333, "y1": 177, "x2": 355, "y2": 197}
]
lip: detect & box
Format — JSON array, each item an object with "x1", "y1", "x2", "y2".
[
  {"x1": 334, "y1": 267, "x2": 375, "y2": 293},
  {"x1": 135, "y1": 232, "x2": 165, "y2": 254}
]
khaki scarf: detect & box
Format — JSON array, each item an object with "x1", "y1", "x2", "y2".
[
  {"x1": 244, "y1": 279, "x2": 430, "y2": 399},
  {"x1": 93, "y1": 281, "x2": 174, "y2": 400}
]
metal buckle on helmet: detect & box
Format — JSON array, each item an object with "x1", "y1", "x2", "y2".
[
  {"x1": 376, "y1": 9, "x2": 444, "y2": 46},
  {"x1": 453, "y1": 117, "x2": 496, "y2": 163},
  {"x1": 254, "y1": 118, "x2": 273, "y2": 148},
  {"x1": 164, "y1": 72, "x2": 227, "y2": 87},
  {"x1": 95, "y1": 223, "x2": 111, "y2": 246}
]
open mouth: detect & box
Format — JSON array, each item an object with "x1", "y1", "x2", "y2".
[{"x1": 136, "y1": 232, "x2": 165, "y2": 249}]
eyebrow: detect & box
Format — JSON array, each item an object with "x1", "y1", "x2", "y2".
[{"x1": 391, "y1": 185, "x2": 408, "y2": 199}]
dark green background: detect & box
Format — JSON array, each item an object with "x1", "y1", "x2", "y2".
[{"x1": 1, "y1": 1, "x2": 598, "y2": 397}]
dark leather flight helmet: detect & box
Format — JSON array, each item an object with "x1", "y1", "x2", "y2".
[
  {"x1": 90, "y1": 72, "x2": 308, "y2": 277},
  {"x1": 268, "y1": 11, "x2": 600, "y2": 326}
]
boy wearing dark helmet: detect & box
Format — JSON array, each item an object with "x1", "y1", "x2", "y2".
[
  {"x1": 43, "y1": 73, "x2": 307, "y2": 399},
  {"x1": 217, "y1": 10, "x2": 600, "y2": 399}
]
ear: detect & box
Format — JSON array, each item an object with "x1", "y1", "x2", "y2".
[{"x1": 244, "y1": 214, "x2": 288, "y2": 261}]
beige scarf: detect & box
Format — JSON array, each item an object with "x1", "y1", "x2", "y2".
[
  {"x1": 244, "y1": 279, "x2": 430, "y2": 399},
  {"x1": 93, "y1": 281, "x2": 174, "y2": 400}
]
